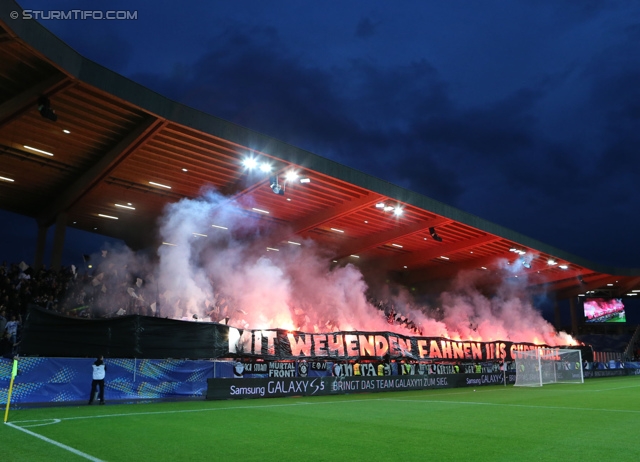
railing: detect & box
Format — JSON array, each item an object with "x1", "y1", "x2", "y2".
[{"x1": 623, "y1": 324, "x2": 640, "y2": 360}]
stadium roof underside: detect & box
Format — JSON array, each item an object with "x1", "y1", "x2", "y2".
[{"x1": 1, "y1": 2, "x2": 639, "y2": 301}]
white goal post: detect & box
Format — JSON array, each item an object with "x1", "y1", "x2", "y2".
[{"x1": 514, "y1": 348, "x2": 584, "y2": 387}]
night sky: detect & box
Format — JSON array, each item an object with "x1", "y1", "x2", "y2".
[{"x1": 2, "y1": 0, "x2": 640, "y2": 269}]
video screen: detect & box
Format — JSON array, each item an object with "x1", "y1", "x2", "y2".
[{"x1": 583, "y1": 298, "x2": 626, "y2": 323}]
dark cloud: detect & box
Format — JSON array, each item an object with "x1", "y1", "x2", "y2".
[
  {"x1": 355, "y1": 17, "x2": 380, "y2": 39},
  {"x1": 5, "y1": 1, "x2": 640, "y2": 270},
  {"x1": 131, "y1": 26, "x2": 459, "y2": 195},
  {"x1": 126, "y1": 16, "x2": 640, "y2": 268}
]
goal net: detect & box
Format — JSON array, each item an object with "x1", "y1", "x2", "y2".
[{"x1": 514, "y1": 348, "x2": 583, "y2": 387}]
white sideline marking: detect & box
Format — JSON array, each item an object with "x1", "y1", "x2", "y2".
[
  {"x1": 11, "y1": 398, "x2": 381, "y2": 425},
  {"x1": 381, "y1": 398, "x2": 640, "y2": 414},
  {"x1": 5, "y1": 422, "x2": 105, "y2": 461}
]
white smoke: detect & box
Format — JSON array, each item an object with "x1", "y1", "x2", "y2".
[{"x1": 76, "y1": 189, "x2": 575, "y2": 346}]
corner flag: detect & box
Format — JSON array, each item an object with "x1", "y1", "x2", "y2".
[{"x1": 4, "y1": 358, "x2": 18, "y2": 423}]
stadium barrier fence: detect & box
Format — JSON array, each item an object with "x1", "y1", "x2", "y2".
[{"x1": 2, "y1": 358, "x2": 639, "y2": 405}]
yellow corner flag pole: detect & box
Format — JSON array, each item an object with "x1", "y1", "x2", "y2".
[{"x1": 3, "y1": 357, "x2": 18, "y2": 423}]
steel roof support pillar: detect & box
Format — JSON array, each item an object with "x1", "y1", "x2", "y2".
[
  {"x1": 569, "y1": 297, "x2": 578, "y2": 336},
  {"x1": 554, "y1": 299, "x2": 562, "y2": 331},
  {"x1": 50, "y1": 213, "x2": 67, "y2": 270},
  {"x1": 34, "y1": 224, "x2": 48, "y2": 270}
]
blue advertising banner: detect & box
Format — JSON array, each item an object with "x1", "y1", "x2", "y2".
[{"x1": 0, "y1": 357, "x2": 217, "y2": 404}]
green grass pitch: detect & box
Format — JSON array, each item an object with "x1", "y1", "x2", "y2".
[{"x1": 2, "y1": 376, "x2": 639, "y2": 461}]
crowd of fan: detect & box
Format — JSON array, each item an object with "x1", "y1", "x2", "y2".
[
  {"x1": 0, "y1": 261, "x2": 86, "y2": 358},
  {"x1": 0, "y1": 262, "x2": 127, "y2": 357}
]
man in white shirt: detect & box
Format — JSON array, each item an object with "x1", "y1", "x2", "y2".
[
  {"x1": 5, "y1": 314, "x2": 20, "y2": 343},
  {"x1": 88, "y1": 356, "x2": 106, "y2": 405}
]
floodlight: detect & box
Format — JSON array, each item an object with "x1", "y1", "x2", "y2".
[
  {"x1": 259, "y1": 162, "x2": 272, "y2": 173},
  {"x1": 242, "y1": 157, "x2": 258, "y2": 169},
  {"x1": 285, "y1": 171, "x2": 298, "y2": 182}
]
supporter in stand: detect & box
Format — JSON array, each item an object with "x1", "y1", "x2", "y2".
[
  {"x1": 5, "y1": 314, "x2": 20, "y2": 343},
  {"x1": 0, "y1": 308, "x2": 6, "y2": 334},
  {"x1": 353, "y1": 361, "x2": 361, "y2": 376},
  {"x1": 0, "y1": 330, "x2": 18, "y2": 358}
]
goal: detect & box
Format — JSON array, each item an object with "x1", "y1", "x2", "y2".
[{"x1": 514, "y1": 348, "x2": 584, "y2": 387}]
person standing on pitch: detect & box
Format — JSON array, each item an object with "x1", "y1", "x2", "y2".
[{"x1": 88, "y1": 355, "x2": 106, "y2": 405}]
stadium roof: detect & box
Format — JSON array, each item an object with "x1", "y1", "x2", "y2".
[{"x1": 1, "y1": 1, "x2": 639, "y2": 301}]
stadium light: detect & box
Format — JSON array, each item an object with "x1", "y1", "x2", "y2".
[
  {"x1": 242, "y1": 157, "x2": 258, "y2": 169},
  {"x1": 24, "y1": 145, "x2": 54, "y2": 156},
  {"x1": 149, "y1": 181, "x2": 171, "y2": 189}
]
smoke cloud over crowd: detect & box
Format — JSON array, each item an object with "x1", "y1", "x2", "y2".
[{"x1": 79, "y1": 190, "x2": 574, "y2": 346}]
